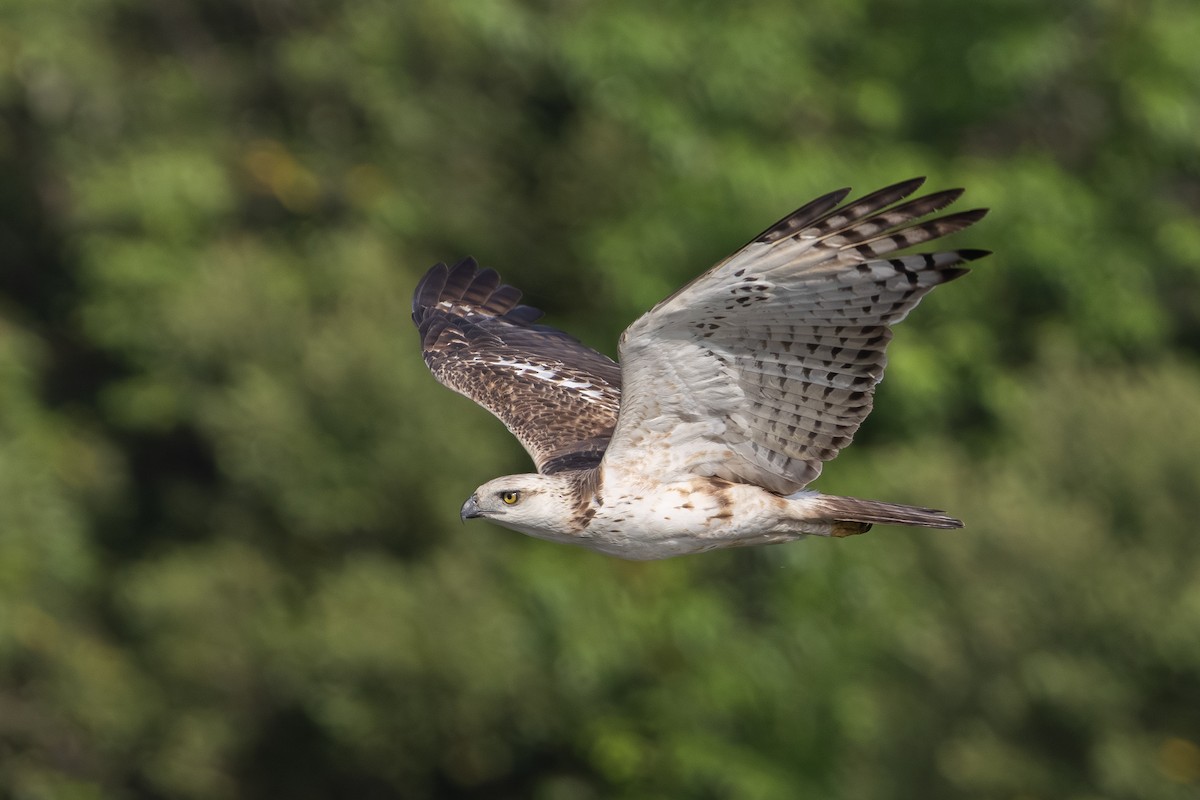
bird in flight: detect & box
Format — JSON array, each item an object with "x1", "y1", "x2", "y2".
[{"x1": 413, "y1": 178, "x2": 988, "y2": 559}]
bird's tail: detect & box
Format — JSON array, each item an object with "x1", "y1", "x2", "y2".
[{"x1": 789, "y1": 492, "x2": 962, "y2": 537}]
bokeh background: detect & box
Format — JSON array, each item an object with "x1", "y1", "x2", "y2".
[{"x1": 2, "y1": 0, "x2": 1199, "y2": 798}]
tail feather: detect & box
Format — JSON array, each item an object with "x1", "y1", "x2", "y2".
[{"x1": 813, "y1": 494, "x2": 963, "y2": 531}]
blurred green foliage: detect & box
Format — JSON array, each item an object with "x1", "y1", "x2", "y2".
[{"x1": 1, "y1": 0, "x2": 1199, "y2": 797}]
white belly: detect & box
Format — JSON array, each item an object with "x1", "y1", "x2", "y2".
[{"x1": 578, "y1": 475, "x2": 806, "y2": 559}]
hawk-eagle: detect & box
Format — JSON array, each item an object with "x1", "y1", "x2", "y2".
[{"x1": 413, "y1": 178, "x2": 988, "y2": 559}]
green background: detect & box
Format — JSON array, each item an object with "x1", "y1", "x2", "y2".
[{"x1": 2, "y1": 0, "x2": 1199, "y2": 797}]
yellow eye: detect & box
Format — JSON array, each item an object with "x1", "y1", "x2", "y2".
[{"x1": 500, "y1": 490, "x2": 521, "y2": 506}]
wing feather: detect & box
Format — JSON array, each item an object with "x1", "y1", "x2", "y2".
[
  {"x1": 604, "y1": 179, "x2": 988, "y2": 493},
  {"x1": 412, "y1": 258, "x2": 621, "y2": 474}
]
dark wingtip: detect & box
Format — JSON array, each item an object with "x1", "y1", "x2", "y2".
[
  {"x1": 443, "y1": 257, "x2": 482, "y2": 297},
  {"x1": 411, "y1": 257, "x2": 541, "y2": 329},
  {"x1": 504, "y1": 304, "x2": 546, "y2": 325},
  {"x1": 887, "y1": 176, "x2": 927, "y2": 195},
  {"x1": 848, "y1": 177, "x2": 928, "y2": 207},
  {"x1": 412, "y1": 262, "x2": 449, "y2": 323},
  {"x1": 957, "y1": 248, "x2": 993, "y2": 262},
  {"x1": 919, "y1": 186, "x2": 965, "y2": 212}
]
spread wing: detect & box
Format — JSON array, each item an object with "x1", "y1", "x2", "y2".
[
  {"x1": 603, "y1": 178, "x2": 989, "y2": 494},
  {"x1": 412, "y1": 258, "x2": 622, "y2": 474}
]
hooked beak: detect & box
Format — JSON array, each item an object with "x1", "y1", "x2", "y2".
[{"x1": 460, "y1": 494, "x2": 482, "y2": 522}]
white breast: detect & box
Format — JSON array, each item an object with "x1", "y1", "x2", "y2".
[{"x1": 580, "y1": 468, "x2": 800, "y2": 559}]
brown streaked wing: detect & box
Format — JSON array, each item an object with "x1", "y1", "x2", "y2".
[{"x1": 412, "y1": 258, "x2": 622, "y2": 474}]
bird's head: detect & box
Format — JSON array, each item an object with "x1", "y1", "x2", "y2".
[{"x1": 459, "y1": 473, "x2": 579, "y2": 538}]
